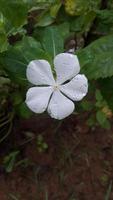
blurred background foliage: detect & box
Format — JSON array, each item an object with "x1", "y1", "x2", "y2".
[{"x1": 0, "y1": 0, "x2": 113, "y2": 142}]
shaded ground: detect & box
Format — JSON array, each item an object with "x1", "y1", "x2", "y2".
[{"x1": 0, "y1": 113, "x2": 113, "y2": 200}]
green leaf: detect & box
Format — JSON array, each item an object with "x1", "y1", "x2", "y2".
[
  {"x1": 15, "y1": 36, "x2": 50, "y2": 62},
  {"x1": 57, "y1": 22, "x2": 70, "y2": 39},
  {"x1": 108, "y1": 0, "x2": 113, "y2": 9},
  {"x1": 96, "y1": 9, "x2": 113, "y2": 24},
  {"x1": 0, "y1": 48, "x2": 27, "y2": 84},
  {"x1": 0, "y1": 32, "x2": 9, "y2": 53},
  {"x1": 41, "y1": 26, "x2": 64, "y2": 58},
  {"x1": 96, "y1": 110, "x2": 111, "y2": 129},
  {"x1": 0, "y1": 13, "x2": 9, "y2": 52},
  {"x1": 71, "y1": 11, "x2": 96, "y2": 34},
  {"x1": 0, "y1": 0, "x2": 28, "y2": 29},
  {"x1": 50, "y1": 0, "x2": 62, "y2": 18},
  {"x1": 82, "y1": 52, "x2": 113, "y2": 79},
  {"x1": 0, "y1": 36, "x2": 51, "y2": 85},
  {"x1": 96, "y1": 110, "x2": 107, "y2": 125},
  {"x1": 95, "y1": 9, "x2": 113, "y2": 34},
  {"x1": 35, "y1": 11, "x2": 54, "y2": 27},
  {"x1": 77, "y1": 35, "x2": 113, "y2": 79}
]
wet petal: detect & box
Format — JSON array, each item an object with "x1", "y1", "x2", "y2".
[
  {"x1": 48, "y1": 90, "x2": 74, "y2": 120},
  {"x1": 54, "y1": 53, "x2": 80, "y2": 84},
  {"x1": 60, "y1": 74, "x2": 88, "y2": 101},
  {"x1": 25, "y1": 86, "x2": 53, "y2": 113},
  {"x1": 26, "y1": 60, "x2": 55, "y2": 85}
]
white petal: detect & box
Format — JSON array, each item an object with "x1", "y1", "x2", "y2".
[
  {"x1": 60, "y1": 74, "x2": 88, "y2": 101},
  {"x1": 26, "y1": 60, "x2": 55, "y2": 85},
  {"x1": 54, "y1": 53, "x2": 80, "y2": 84},
  {"x1": 25, "y1": 86, "x2": 53, "y2": 113},
  {"x1": 47, "y1": 90, "x2": 74, "y2": 120}
]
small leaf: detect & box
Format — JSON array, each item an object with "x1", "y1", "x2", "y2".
[{"x1": 96, "y1": 110, "x2": 107, "y2": 125}]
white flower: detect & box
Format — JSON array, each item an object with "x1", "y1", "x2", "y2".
[{"x1": 25, "y1": 53, "x2": 88, "y2": 120}]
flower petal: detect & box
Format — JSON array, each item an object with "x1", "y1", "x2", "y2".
[
  {"x1": 26, "y1": 60, "x2": 55, "y2": 85},
  {"x1": 47, "y1": 90, "x2": 74, "y2": 120},
  {"x1": 60, "y1": 74, "x2": 88, "y2": 101},
  {"x1": 54, "y1": 53, "x2": 80, "y2": 84},
  {"x1": 25, "y1": 86, "x2": 53, "y2": 113}
]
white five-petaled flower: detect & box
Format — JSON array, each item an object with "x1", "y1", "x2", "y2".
[{"x1": 25, "y1": 53, "x2": 88, "y2": 120}]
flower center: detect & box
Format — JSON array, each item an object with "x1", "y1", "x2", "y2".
[{"x1": 53, "y1": 84, "x2": 59, "y2": 91}]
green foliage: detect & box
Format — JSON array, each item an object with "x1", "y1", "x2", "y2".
[
  {"x1": 35, "y1": 0, "x2": 61, "y2": 27},
  {"x1": 0, "y1": 36, "x2": 51, "y2": 85},
  {"x1": 66, "y1": 0, "x2": 101, "y2": 34},
  {"x1": 40, "y1": 26, "x2": 64, "y2": 58},
  {"x1": 77, "y1": 35, "x2": 113, "y2": 79},
  {"x1": 95, "y1": 9, "x2": 113, "y2": 34},
  {"x1": 0, "y1": 13, "x2": 9, "y2": 52},
  {"x1": 35, "y1": 11, "x2": 55, "y2": 27},
  {"x1": 96, "y1": 111, "x2": 110, "y2": 129},
  {"x1": 108, "y1": 0, "x2": 113, "y2": 9},
  {"x1": 0, "y1": 32, "x2": 9, "y2": 53},
  {"x1": 70, "y1": 11, "x2": 96, "y2": 34},
  {"x1": 0, "y1": 0, "x2": 28, "y2": 28}
]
